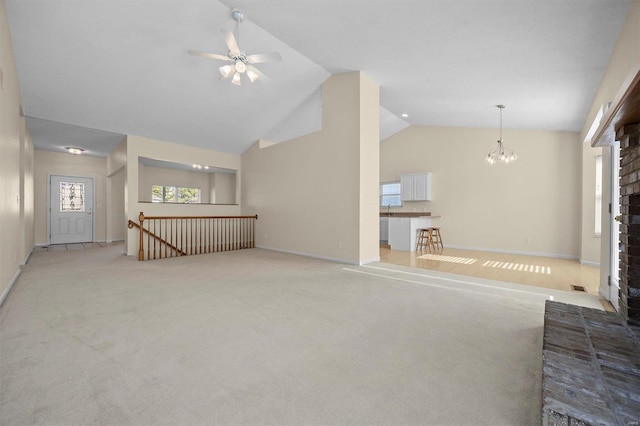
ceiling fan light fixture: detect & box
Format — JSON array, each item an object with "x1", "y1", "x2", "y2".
[
  {"x1": 219, "y1": 64, "x2": 233, "y2": 78},
  {"x1": 246, "y1": 69, "x2": 259, "y2": 83},
  {"x1": 187, "y1": 9, "x2": 281, "y2": 86},
  {"x1": 235, "y1": 60, "x2": 246, "y2": 73}
]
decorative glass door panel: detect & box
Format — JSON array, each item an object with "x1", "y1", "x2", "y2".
[{"x1": 59, "y1": 182, "x2": 85, "y2": 212}]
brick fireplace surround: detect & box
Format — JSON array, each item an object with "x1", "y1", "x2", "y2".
[{"x1": 619, "y1": 123, "x2": 640, "y2": 325}]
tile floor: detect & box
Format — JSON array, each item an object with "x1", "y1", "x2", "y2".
[{"x1": 33, "y1": 242, "x2": 120, "y2": 252}]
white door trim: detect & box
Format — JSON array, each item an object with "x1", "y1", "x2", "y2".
[
  {"x1": 609, "y1": 143, "x2": 620, "y2": 311},
  {"x1": 48, "y1": 174, "x2": 96, "y2": 245}
]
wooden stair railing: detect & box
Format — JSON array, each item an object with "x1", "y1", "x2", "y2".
[
  {"x1": 128, "y1": 219, "x2": 187, "y2": 258},
  {"x1": 130, "y1": 212, "x2": 258, "y2": 261}
]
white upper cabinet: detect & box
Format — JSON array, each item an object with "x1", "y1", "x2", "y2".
[
  {"x1": 400, "y1": 172, "x2": 432, "y2": 201},
  {"x1": 400, "y1": 175, "x2": 414, "y2": 201}
]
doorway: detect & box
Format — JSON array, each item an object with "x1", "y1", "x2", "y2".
[
  {"x1": 610, "y1": 142, "x2": 621, "y2": 311},
  {"x1": 49, "y1": 175, "x2": 94, "y2": 244}
]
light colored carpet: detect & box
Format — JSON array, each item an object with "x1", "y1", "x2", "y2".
[{"x1": 0, "y1": 244, "x2": 603, "y2": 425}]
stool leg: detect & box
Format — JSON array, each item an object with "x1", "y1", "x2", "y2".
[
  {"x1": 432, "y1": 229, "x2": 443, "y2": 249},
  {"x1": 425, "y1": 228, "x2": 432, "y2": 251},
  {"x1": 416, "y1": 229, "x2": 430, "y2": 251}
]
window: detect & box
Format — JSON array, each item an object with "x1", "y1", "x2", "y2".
[
  {"x1": 380, "y1": 182, "x2": 402, "y2": 207},
  {"x1": 152, "y1": 185, "x2": 200, "y2": 203},
  {"x1": 595, "y1": 155, "x2": 602, "y2": 236}
]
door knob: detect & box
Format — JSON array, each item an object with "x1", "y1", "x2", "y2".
[{"x1": 615, "y1": 215, "x2": 622, "y2": 222}]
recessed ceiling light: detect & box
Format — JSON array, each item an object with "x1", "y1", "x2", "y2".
[
  {"x1": 401, "y1": 113, "x2": 409, "y2": 118},
  {"x1": 65, "y1": 147, "x2": 84, "y2": 155}
]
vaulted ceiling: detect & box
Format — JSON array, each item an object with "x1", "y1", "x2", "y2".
[{"x1": 6, "y1": 0, "x2": 634, "y2": 156}]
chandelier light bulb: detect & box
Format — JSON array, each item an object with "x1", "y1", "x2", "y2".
[{"x1": 231, "y1": 72, "x2": 242, "y2": 86}]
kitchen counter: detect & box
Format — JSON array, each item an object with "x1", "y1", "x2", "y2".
[{"x1": 380, "y1": 212, "x2": 432, "y2": 217}]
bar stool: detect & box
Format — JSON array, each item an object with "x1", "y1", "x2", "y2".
[
  {"x1": 430, "y1": 227, "x2": 443, "y2": 249},
  {"x1": 415, "y1": 228, "x2": 432, "y2": 250}
]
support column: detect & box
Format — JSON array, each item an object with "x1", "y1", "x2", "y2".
[{"x1": 617, "y1": 123, "x2": 640, "y2": 325}]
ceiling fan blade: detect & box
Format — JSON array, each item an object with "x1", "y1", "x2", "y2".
[
  {"x1": 246, "y1": 52, "x2": 282, "y2": 64},
  {"x1": 221, "y1": 29, "x2": 240, "y2": 54},
  {"x1": 187, "y1": 49, "x2": 231, "y2": 61}
]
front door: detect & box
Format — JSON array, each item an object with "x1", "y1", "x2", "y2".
[
  {"x1": 610, "y1": 142, "x2": 620, "y2": 311},
  {"x1": 50, "y1": 175, "x2": 94, "y2": 244}
]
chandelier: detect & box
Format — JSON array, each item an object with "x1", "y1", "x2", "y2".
[{"x1": 486, "y1": 105, "x2": 517, "y2": 165}]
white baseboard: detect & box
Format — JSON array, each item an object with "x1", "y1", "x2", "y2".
[
  {"x1": 445, "y1": 244, "x2": 579, "y2": 260},
  {"x1": 0, "y1": 269, "x2": 21, "y2": 307},
  {"x1": 256, "y1": 245, "x2": 374, "y2": 265},
  {"x1": 579, "y1": 259, "x2": 600, "y2": 267},
  {"x1": 20, "y1": 247, "x2": 33, "y2": 266}
]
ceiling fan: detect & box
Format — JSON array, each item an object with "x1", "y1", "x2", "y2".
[{"x1": 188, "y1": 9, "x2": 281, "y2": 86}]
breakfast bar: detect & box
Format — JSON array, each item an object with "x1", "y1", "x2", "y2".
[{"x1": 380, "y1": 212, "x2": 438, "y2": 251}]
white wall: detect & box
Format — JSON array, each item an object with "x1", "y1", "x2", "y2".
[
  {"x1": 241, "y1": 72, "x2": 380, "y2": 264},
  {"x1": 0, "y1": 0, "x2": 34, "y2": 305},
  {"x1": 213, "y1": 172, "x2": 236, "y2": 204},
  {"x1": 19, "y1": 117, "x2": 34, "y2": 265},
  {"x1": 581, "y1": 0, "x2": 640, "y2": 143},
  {"x1": 34, "y1": 150, "x2": 107, "y2": 245},
  {"x1": 108, "y1": 166, "x2": 126, "y2": 242},
  {"x1": 380, "y1": 126, "x2": 582, "y2": 258},
  {"x1": 106, "y1": 137, "x2": 127, "y2": 244}
]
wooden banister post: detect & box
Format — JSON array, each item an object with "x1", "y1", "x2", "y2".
[{"x1": 138, "y1": 211, "x2": 145, "y2": 261}]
